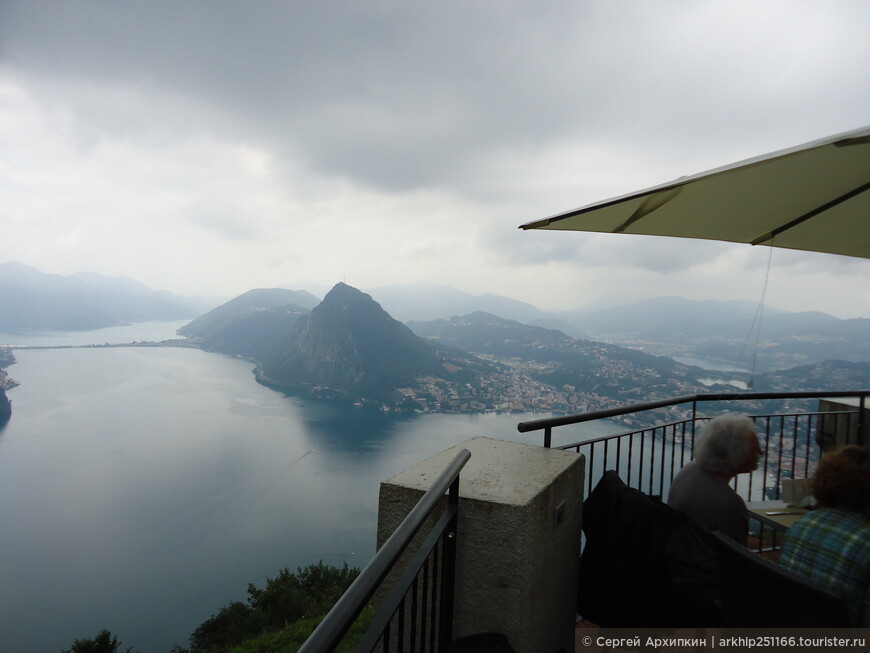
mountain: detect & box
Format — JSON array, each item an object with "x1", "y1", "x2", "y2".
[
  {"x1": 407, "y1": 311, "x2": 870, "y2": 413},
  {"x1": 363, "y1": 285, "x2": 870, "y2": 372},
  {"x1": 409, "y1": 311, "x2": 709, "y2": 402},
  {"x1": 559, "y1": 296, "x2": 784, "y2": 341},
  {"x1": 365, "y1": 281, "x2": 551, "y2": 325},
  {"x1": 409, "y1": 311, "x2": 584, "y2": 362},
  {"x1": 690, "y1": 312, "x2": 870, "y2": 369},
  {"x1": 178, "y1": 288, "x2": 319, "y2": 361},
  {"x1": 179, "y1": 284, "x2": 869, "y2": 415},
  {"x1": 546, "y1": 296, "x2": 870, "y2": 371},
  {"x1": 260, "y1": 283, "x2": 496, "y2": 402},
  {"x1": 409, "y1": 310, "x2": 693, "y2": 373},
  {"x1": 751, "y1": 360, "x2": 870, "y2": 393},
  {"x1": 180, "y1": 288, "x2": 320, "y2": 338},
  {"x1": 0, "y1": 261, "x2": 203, "y2": 332}
]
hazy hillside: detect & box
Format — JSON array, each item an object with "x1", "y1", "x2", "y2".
[
  {"x1": 185, "y1": 307, "x2": 308, "y2": 363},
  {"x1": 363, "y1": 285, "x2": 870, "y2": 372},
  {"x1": 408, "y1": 310, "x2": 870, "y2": 407},
  {"x1": 0, "y1": 261, "x2": 202, "y2": 332},
  {"x1": 751, "y1": 360, "x2": 870, "y2": 393},
  {"x1": 543, "y1": 297, "x2": 870, "y2": 371},
  {"x1": 560, "y1": 296, "x2": 783, "y2": 341},
  {"x1": 410, "y1": 311, "x2": 710, "y2": 401},
  {"x1": 409, "y1": 310, "x2": 684, "y2": 369},
  {"x1": 180, "y1": 288, "x2": 320, "y2": 336},
  {"x1": 366, "y1": 281, "x2": 550, "y2": 324},
  {"x1": 409, "y1": 311, "x2": 578, "y2": 362}
]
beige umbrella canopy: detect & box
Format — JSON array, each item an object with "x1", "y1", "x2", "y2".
[{"x1": 520, "y1": 125, "x2": 870, "y2": 260}]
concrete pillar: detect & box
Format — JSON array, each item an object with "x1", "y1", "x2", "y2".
[
  {"x1": 377, "y1": 436, "x2": 585, "y2": 653},
  {"x1": 818, "y1": 399, "x2": 870, "y2": 451}
]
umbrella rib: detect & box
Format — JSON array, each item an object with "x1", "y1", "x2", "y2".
[
  {"x1": 750, "y1": 180, "x2": 870, "y2": 246},
  {"x1": 614, "y1": 186, "x2": 682, "y2": 233}
]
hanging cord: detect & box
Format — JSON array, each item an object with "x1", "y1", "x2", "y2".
[{"x1": 738, "y1": 244, "x2": 774, "y2": 389}]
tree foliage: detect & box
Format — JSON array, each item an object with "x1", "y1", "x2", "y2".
[
  {"x1": 189, "y1": 561, "x2": 360, "y2": 653},
  {"x1": 62, "y1": 629, "x2": 132, "y2": 653}
]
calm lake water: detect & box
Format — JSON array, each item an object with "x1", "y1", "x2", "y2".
[{"x1": 0, "y1": 322, "x2": 617, "y2": 652}]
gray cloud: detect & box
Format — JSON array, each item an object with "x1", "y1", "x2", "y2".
[
  {"x1": 2, "y1": 1, "x2": 869, "y2": 316},
  {"x1": 6, "y1": 1, "x2": 867, "y2": 194}
]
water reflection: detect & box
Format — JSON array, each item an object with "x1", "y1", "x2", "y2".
[{"x1": 297, "y1": 399, "x2": 418, "y2": 454}]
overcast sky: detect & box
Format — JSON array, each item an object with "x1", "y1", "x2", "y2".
[{"x1": 2, "y1": 1, "x2": 869, "y2": 317}]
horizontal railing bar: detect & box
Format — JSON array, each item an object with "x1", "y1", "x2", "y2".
[
  {"x1": 299, "y1": 448, "x2": 471, "y2": 653},
  {"x1": 557, "y1": 418, "x2": 693, "y2": 451},
  {"x1": 517, "y1": 390, "x2": 870, "y2": 434},
  {"x1": 556, "y1": 409, "x2": 859, "y2": 452}
]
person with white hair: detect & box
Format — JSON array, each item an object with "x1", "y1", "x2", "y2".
[{"x1": 667, "y1": 413, "x2": 763, "y2": 546}]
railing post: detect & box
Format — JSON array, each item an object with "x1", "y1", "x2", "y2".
[
  {"x1": 439, "y1": 476, "x2": 460, "y2": 649},
  {"x1": 544, "y1": 426, "x2": 551, "y2": 448}
]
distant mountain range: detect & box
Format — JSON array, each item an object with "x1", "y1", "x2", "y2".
[
  {"x1": 408, "y1": 311, "x2": 706, "y2": 399},
  {"x1": 184, "y1": 285, "x2": 870, "y2": 412},
  {"x1": 366, "y1": 283, "x2": 870, "y2": 372},
  {"x1": 3, "y1": 263, "x2": 868, "y2": 413},
  {"x1": 4, "y1": 262, "x2": 869, "y2": 388},
  {"x1": 365, "y1": 281, "x2": 550, "y2": 325},
  {"x1": 552, "y1": 296, "x2": 870, "y2": 371},
  {"x1": 0, "y1": 261, "x2": 206, "y2": 332},
  {"x1": 186, "y1": 284, "x2": 711, "y2": 409},
  {"x1": 5, "y1": 263, "x2": 868, "y2": 374},
  {"x1": 185, "y1": 283, "x2": 500, "y2": 405}
]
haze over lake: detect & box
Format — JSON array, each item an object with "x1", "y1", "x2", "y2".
[{"x1": 0, "y1": 322, "x2": 615, "y2": 652}]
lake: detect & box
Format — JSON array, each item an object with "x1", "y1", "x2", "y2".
[{"x1": 0, "y1": 322, "x2": 617, "y2": 652}]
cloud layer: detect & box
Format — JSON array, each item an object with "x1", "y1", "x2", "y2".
[{"x1": 2, "y1": 0, "x2": 869, "y2": 316}]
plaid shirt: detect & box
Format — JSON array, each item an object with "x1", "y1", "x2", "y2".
[{"x1": 780, "y1": 507, "x2": 870, "y2": 622}]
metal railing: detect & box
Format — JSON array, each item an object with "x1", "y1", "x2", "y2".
[
  {"x1": 518, "y1": 391, "x2": 868, "y2": 547},
  {"x1": 299, "y1": 449, "x2": 470, "y2": 653}
]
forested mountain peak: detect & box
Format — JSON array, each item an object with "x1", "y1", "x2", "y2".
[{"x1": 261, "y1": 283, "x2": 484, "y2": 401}]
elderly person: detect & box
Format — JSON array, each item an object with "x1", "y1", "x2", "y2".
[
  {"x1": 667, "y1": 414, "x2": 763, "y2": 546},
  {"x1": 780, "y1": 445, "x2": 870, "y2": 626}
]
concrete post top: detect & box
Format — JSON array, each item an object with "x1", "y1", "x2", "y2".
[{"x1": 384, "y1": 436, "x2": 582, "y2": 506}]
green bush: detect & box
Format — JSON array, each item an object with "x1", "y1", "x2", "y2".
[
  {"x1": 62, "y1": 562, "x2": 364, "y2": 653},
  {"x1": 62, "y1": 629, "x2": 133, "y2": 653},
  {"x1": 189, "y1": 562, "x2": 360, "y2": 653}
]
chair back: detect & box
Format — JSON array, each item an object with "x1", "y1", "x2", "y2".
[
  {"x1": 579, "y1": 471, "x2": 720, "y2": 626},
  {"x1": 710, "y1": 530, "x2": 855, "y2": 627}
]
